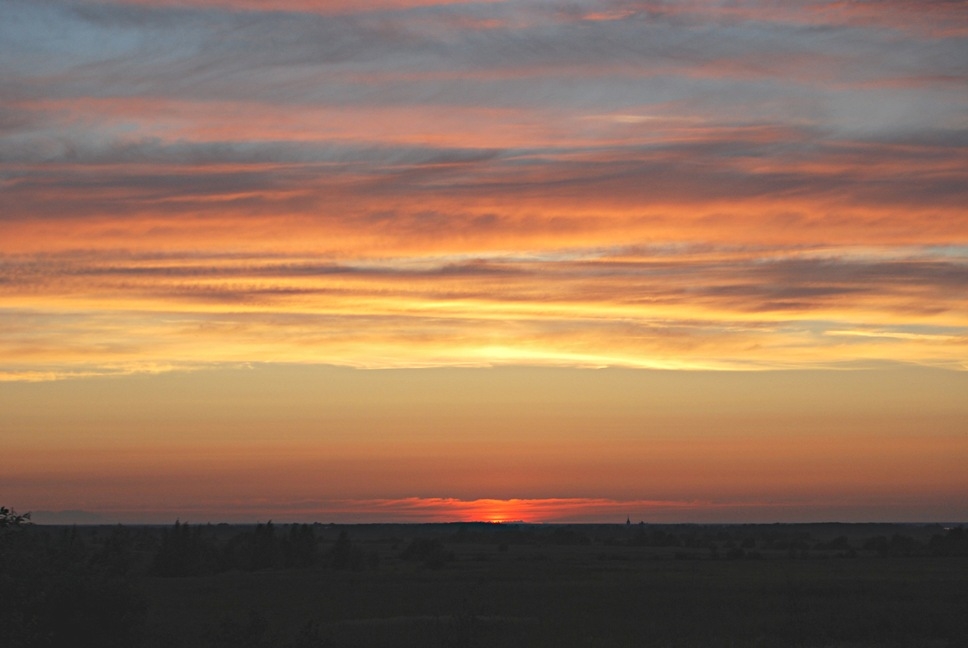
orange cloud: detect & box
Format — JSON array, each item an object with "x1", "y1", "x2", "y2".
[
  {"x1": 2, "y1": 0, "x2": 966, "y2": 380},
  {"x1": 95, "y1": 0, "x2": 511, "y2": 12}
]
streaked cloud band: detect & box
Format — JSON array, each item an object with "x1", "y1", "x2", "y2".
[{"x1": 1, "y1": 0, "x2": 966, "y2": 378}]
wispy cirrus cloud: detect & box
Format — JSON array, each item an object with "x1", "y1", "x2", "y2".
[
  {"x1": 1, "y1": 0, "x2": 966, "y2": 378},
  {"x1": 2, "y1": 243, "x2": 965, "y2": 378}
]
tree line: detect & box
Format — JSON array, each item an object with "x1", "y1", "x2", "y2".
[{"x1": 3, "y1": 507, "x2": 968, "y2": 647}]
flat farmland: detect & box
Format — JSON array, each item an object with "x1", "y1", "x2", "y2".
[{"x1": 135, "y1": 523, "x2": 968, "y2": 648}]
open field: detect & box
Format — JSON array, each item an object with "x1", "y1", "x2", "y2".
[{"x1": 3, "y1": 521, "x2": 968, "y2": 647}]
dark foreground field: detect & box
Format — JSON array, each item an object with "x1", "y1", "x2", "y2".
[{"x1": 3, "y1": 518, "x2": 968, "y2": 647}]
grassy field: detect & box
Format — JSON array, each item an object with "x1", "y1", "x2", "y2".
[{"x1": 133, "y1": 523, "x2": 968, "y2": 648}]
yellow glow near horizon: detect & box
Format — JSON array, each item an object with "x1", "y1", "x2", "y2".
[{"x1": 3, "y1": 365, "x2": 967, "y2": 522}]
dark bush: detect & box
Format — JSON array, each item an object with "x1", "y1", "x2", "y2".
[
  {"x1": 330, "y1": 530, "x2": 366, "y2": 571},
  {"x1": 400, "y1": 537, "x2": 454, "y2": 569},
  {"x1": 930, "y1": 527, "x2": 968, "y2": 556}
]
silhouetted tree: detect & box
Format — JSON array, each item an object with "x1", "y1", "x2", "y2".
[
  {"x1": 284, "y1": 524, "x2": 317, "y2": 568},
  {"x1": 930, "y1": 527, "x2": 968, "y2": 556},
  {"x1": 0, "y1": 509, "x2": 146, "y2": 647},
  {"x1": 91, "y1": 525, "x2": 135, "y2": 575},
  {"x1": 152, "y1": 520, "x2": 218, "y2": 576},
  {"x1": 0, "y1": 506, "x2": 31, "y2": 531},
  {"x1": 400, "y1": 537, "x2": 453, "y2": 569},
  {"x1": 863, "y1": 535, "x2": 889, "y2": 554},
  {"x1": 251, "y1": 521, "x2": 278, "y2": 570},
  {"x1": 330, "y1": 529, "x2": 367, "y2": 570}
]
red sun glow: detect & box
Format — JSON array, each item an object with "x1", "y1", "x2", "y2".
[{"x1": 460, "y1": 499, "x2": 534, "y2": 523}]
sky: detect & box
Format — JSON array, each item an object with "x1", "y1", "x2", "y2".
[{"x1": 1, "y1": 0, "x2": 966, "y2": 524}]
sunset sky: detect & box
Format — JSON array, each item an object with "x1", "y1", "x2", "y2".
[{"x1": 1, "y1": 0, "x2": 966, "y2": 524}]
